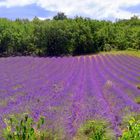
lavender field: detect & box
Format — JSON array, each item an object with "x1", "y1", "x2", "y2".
[{"x1": 0, "y1": 54, "x2": 140, "y2": 139}]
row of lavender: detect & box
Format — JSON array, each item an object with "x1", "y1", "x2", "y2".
[{"x1": 0, "y1": 54, "x2": 140, "y2": 138}]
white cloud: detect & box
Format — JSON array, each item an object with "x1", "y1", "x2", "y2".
[
  {"x1": 0, "y1": 0, "x2": 35, "y2": 7},
  {"x1": 38, "y1": 16, "x2": 53, "y2": 20},
  {"x1": 0, "y1": 0, "x2": 140, "y2": 20}
]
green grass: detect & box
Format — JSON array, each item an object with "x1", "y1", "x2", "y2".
[{"x1": 100, "y1": 49, "x2": 140, "y2": 58}]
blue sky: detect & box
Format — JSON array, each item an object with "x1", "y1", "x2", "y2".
[
  {"x1": 121, "y1": 4, "x2": 140, "y2": 13},
  {"x1": 0, "y1": 0, "x2": 140, "y2": 20},
  {"x1": 0, "y1": 4, "x2": 56, "y2": 20}
]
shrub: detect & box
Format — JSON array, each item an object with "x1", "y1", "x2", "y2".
[
  {"x1": 3, "y1": 113, "x2": 47, "y2": 140},
  {"x1": 74, "y1": 119, "x2": 115, "y2": 140},
  {"x1": 103, "y1": 44, "x2": 112, "y2": 52},
  {"x1": 119, "y1": 117, "x2": 140, "y2": 140}
]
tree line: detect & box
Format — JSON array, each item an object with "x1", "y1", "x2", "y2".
[{"x1": 0, "y1": 13, "x2": 140, "y2": 57}]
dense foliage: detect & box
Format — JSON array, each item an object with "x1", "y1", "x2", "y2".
[
  {"x1": 119, "y1": 117, "x2": 140, "y2": 140},
  {"x1": 3, "y1": 114, "x2": 46, "y2": 140},
  {"x1": 0, "y1": 14, "x2": 140, "y2": 56},
  {"x1": 2, "y1": 114, "x2": 60, "y2": 140}
]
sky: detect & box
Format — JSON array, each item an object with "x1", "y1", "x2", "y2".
[{"x1": 0, "y1": 0, "x2": 140, "y2": 21}]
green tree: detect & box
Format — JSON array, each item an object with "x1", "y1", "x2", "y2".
[{"x1": 53, "y1": 12, "x2": 67, "y2": 20}]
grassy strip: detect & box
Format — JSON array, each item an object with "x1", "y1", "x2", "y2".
[{"x1": 100, "y1": 49, "x2": 140, "y2": 58}]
